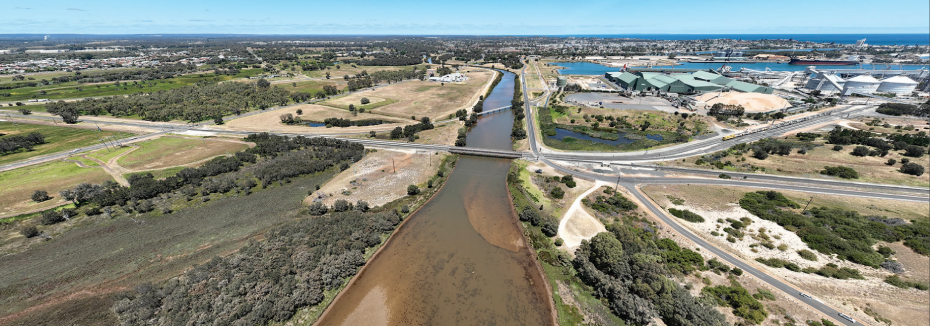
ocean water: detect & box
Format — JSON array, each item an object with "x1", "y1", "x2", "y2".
[
  {"x1": 551, "y1": 61, "x2": 930, "y2": 74},
  {"x1": 548, "y1": 34, "x2": 929, "y2": 45}
]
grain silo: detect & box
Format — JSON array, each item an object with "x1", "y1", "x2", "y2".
[
  {"x1": 876, "y1": 75, "x2": 918, "y2": 95},
  {"x1": 842, "y1": 75, "x2": 881, "y2": 95},
  {"x1": 804, "y1": 71, "x2": 845, "y2": 93}
]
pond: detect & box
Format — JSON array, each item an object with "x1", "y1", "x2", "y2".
[{"x1": 549, "y1": 127, "x2": 663, "y2": 146}]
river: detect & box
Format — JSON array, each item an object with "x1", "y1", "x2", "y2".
[{"x1": 315, "y1": 71, "x2": 554, "y2": 326}]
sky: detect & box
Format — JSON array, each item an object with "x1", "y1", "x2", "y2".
[{"x1": 4, "y1": 0, "x2": 929, "y2": 35}]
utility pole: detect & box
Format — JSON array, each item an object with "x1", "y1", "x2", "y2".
[
  {"x1": 801, "y1": 196, "x2": 814, "y2": 214},
  {"x1": 5, "y1": 114, "x2": 19, "y2": 131},
  {"x1": 614, "y1": 174, "x2": 621, "y2": 193},
  {"x1": 392, "y1": 158, "x2": 396, "y2": 174}
]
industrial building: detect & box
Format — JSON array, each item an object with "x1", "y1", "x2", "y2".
[
  {"x1": 803, "y1": 69, "x2": 919, "y2": 95},
  {"x1": 605, "y1": 70, "x2": 774, "y2": 94},
  {"x1": 428, "y1": 73, "x2": 468, "y2": 83}
]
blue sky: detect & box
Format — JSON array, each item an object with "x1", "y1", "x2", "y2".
[{"x1": 4, "y1": 0, "x2": 929, "y2": 34}]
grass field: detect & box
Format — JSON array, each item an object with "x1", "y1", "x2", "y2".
[
  {"x1": 300, "y1": 65, "x2": 429, "y2": 79},
  {"x1": 1, "y1": 69, "x2": 263, "y2": 102},
  {"x1": 319, "y1": 70, "x2": 493, "y2": 120},
  {"x1": 117, "y1": 136, "x2": 250, "y2": 170},
  {"x1": 278, "y1": 79, "x2": 344, "y2": 95},
  {"x1": 85, "y1": 145, "x2": 134, "y2": 164},
  {"x1": 0, "y1": 122, "x2": 130, "y2": 165},
  {"x1": 0, "y1": 160, "x2": 113, "y2": 218}
]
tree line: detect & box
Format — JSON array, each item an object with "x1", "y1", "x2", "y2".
[
  {"x1": 44, "y1": 80, "x2": 292, "y2": 123},
  {"x1": 113, "y1": 209, "x2": 402, "y2": 325},
  {"x1": 875, "y1": 102, "x2": 930, "y2": 117},
  {"x1": 0, "y1": 132, "x2": 45, "y2": 155},
  {"x1": 356, "y1": 54, "x2": 424, "y2": 66}
]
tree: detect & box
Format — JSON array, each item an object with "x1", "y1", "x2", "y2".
[
  {"x1": 361, "y1": 97, "x2": 370, "y2": 105},
  {"x1": 213, "y1": 115, "x2": 224, "y2": 125},
  {"x1": 436, "y1": 66, "x2": 453, "y2": 76},
  {"x1": 32, "y1": 190, "x2": 50, "y2": 202},
  {"x1": 348, "y1": 104, "x2": 355, "y2": 112},
  {"x1": 390, "y1": 127, "x2": 403, "y2": 139},
  {"x1": 407, "y1": 185, "x2": 420, "y2": 195},
  {"x1": 18, "y1": 107, "x2": 31, "y2": 115},
  {"x1": 325, "y1": 72, "x2": 331, "y2": 79},
  {"x1": 851, "y1": 146, "x2": 870, "y2": 157},
  {"x1": 296, "y1": 109, "x2": 303, "y2": 115},
  {"x1": 903, "y1": 145, "x2": 926, "y2": 158},
  {"x1": 40, "y1": 210, "x2": 64, "y2": 225},
  {"x1": 832, "y1": 145, "x2": 843, "y2": 151},
  {"x1": 333, "y1": 199, "x2": 350, "y2": 212},
  {"x1": 752, "y1": 149, "x2": 769, "y2": 160},
  {"x1": 308, "y1": 202, "x2": 329, "y2": 216},
  {"x1": 587, "y1": 233, "x2": 626, "y2": 277},
  {"x1": 355, "y1": 200, "x2": 370, "y2": 212},
  {"x1": 900, "y1": 163, "x2": 925, "y2": 176},
  {"x1": 886, "y1": 158, "x2": 897, "y2": 165},
  {"x1": 256, "y1": 78, "x2": 271, "y2": 88}
]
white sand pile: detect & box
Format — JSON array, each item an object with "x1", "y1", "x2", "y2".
[{"x1": 696, "y1": 92, "x2": 790, "y2": 113}]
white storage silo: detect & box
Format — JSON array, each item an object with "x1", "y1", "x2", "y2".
[
  {"x1": 876, "y1": 75, "x2": 918, "y2": 95},
  {"x1": 842, "y1": 75, "x2": 881, "y2": 95}
]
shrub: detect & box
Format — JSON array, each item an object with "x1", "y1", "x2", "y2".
[
  {"x1": 820, "y1": 166, "x2": 859, "y2": 179},
  {"x1": 900, "y1": 162, "x2": 925, "y2": 176},
  {"x1": 360, "y1": 97, "x2": 370, "y2": 104},
  {"x1": 884, "y1": 275, "x2": 928, "y2": 290},
  {"x1": 886, "y1": 158, "x2": 897, "y2": 166},
  {"x1": 40, "y1": 210, "x2": 64, "y2": 225},
  {"x1": 668, "y1": 208, "x2": 705, "y2": 223},
  {"x1": 84, "y1": 206, "x2": 102, "y2": 216},
  {"x1": 406, "y1": 184, "x2": 420, "y2": 195},
  {"x1": 877, "y1": 246, "x2": 895, "y2": 258},
  {"x1": 355, "y1": 200, "x2": 370, "y2": 212},
  {"x1": 400, "y1": 205, "x2": 410, "y2": 214},
  {"x1": 295, "y1": 109, "x2": 303, "y2": 115},
  {"x1": 31, "y1": 190, "x2": 50, "y2": 202},
  {"x1": 554, "y1": 238, "x2": 564, "y2": 246},
  {"x1": 20, "y1": 226, "x2": 39, "y2": 238},
  {"x1": 752, "y1": 149, "x2": 769, "y2": 160},
  {"x1": 851, "y1": 146, "x2": 870, "y2": 157},
  {"x1": 718, "y1": 173, "x2": 732, "y2": 179},
  {"x1": 832, "y1": 145, "x2": 843, "y2": 151},
  {"x1": 731, "y1": 267, "x2": 743, "y2": 276},
  {"x1": 550, "y1": 187, "x2": 564, "y2": 199},
  {"x1": 797, "y1": 249, "x2": 818, "y2": 261}
]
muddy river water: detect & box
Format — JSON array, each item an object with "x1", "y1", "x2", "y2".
[{"x1": 316, "y1": 71, "x2": 555, "y2": 326}]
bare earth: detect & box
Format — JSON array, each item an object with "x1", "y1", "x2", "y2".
[
  {"x1": 695, "y1": 92, "x2": 791, "y2": 113},
  {"x1": 557, "y1": 181, "x2": 609, "y2": 251},
  {"x1": 214, "y1": 104, "x2": 403, "y2": 135},
  {"x1": 305, "y1": 149, "x2": 447, "y2": 208}
]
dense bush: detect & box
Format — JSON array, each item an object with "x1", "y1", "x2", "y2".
[
  {"x1": 820, "y1": 166, "x2": 859, "y2": 179},
  {"x1": 756, "y1": 257, "x2": 801, "y2": 272},
  {"x1": 903, "y1": 145, "x2": 926, "y2": 158},
  {"x1": 740, "y1": 191, "x2": 930, "y2": 266},
  {"x1": 851, "y1": 146, "x2": 870, "y2": 157},
  {"x1": 797, "y1": 249, "x2": 818, "y2": 261},
  {"x1": 702, "y1": 281, "x2": 768, "y2": 324},
  {"x1": 875, "y1": 102, "x2": 929, "y2": 117},
  {"x1": 668, "y1": 208, "x2": 705, "y2": 222},
  {"x1": 574, "y1": 228, "x2": 728, "y2": 326},
  {"x1": 549, "y1": 186, "x2": 564, "y2": 199},
  {"x1": 519, "y1": 205, "x2": 558, "y2": 237},
  {"x1": 588, "y1": 191, "x2": 638, "y2": 214},
  {"x1": 45, "y1": 81, "x2": 291, "y2": 123},
  {"x1": 406, "y1": 184, "x2": 420, "y2": 195},
  {"x1": 113, "y1": 210, "x2": 402, "y2": 325}
]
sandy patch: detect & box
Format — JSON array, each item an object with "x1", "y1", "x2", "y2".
[
  {"x1": 695, "y1": 92, "x2": 791, "y2": 113},
  {"x1": 321, "y1": 70, "x2": 494, "y2": 120},
  {"x1": 557, "y1": 181, "x2": 609, "y2": 251},
  {"x1": 306, "y1": 149, "x2": 445, "y2": 208},
  {"x1": 333, "y1": 286, "x2": 389, "y2": 326},
  {"x1": 217, "y1": 104, "x2": 402, "y2": 134}
]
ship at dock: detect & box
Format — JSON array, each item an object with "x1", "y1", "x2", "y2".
[{"x1": 789, "y1": 54, "x2": 859, "y2": 65}]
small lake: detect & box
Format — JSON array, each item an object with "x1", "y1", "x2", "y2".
[
  {"x1": 304, "y1": 122, "x2": 326, "y2": 127},
  {"x1": 549, "y1": 127, "x2": 662, "y2": 146},
  {"x1": 551, "y1": 61, "x2": 929, "y2": 74}
]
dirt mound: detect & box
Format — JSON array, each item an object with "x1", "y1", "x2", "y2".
[{"x1": 696, "y1": 92, "x2": 790, "y2": 113}]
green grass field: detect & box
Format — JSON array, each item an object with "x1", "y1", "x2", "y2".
[
  {"x1": 0, "y1": 160, "x2": 113, "y2": 218},
  {"x1": 1, "y1": 69, "x2": 263, "y2": 102},
  {"x1": 0, "y1": 122, "x2": 130, "y2": 165},
  {"x1": 85, "y1": 144, "x2": 134, "y2": 164}
]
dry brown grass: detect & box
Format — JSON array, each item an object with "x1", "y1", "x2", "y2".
[
  {"x1": 217, "y1": 104, "x2": 403, "y2": 134},
  {"x1": 319, "y1": 70, "x2": 494, "y2": 120},
  {"x1": 117, "y1": 136, "x2": 251, "y2": 171}
]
